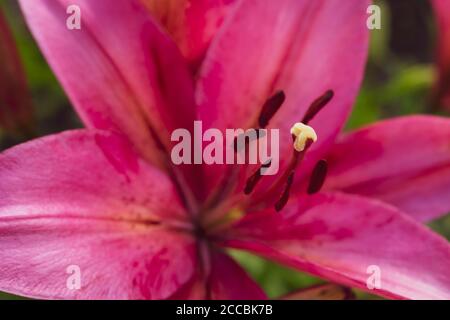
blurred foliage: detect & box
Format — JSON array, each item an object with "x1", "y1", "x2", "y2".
[
  {"x1": 0, "y1": 0, "x2": 449, "y2": 300},
  {"x1": 0, "y1": 0, "x2": 80, "y2": 150},
  {"x1": 347, "y1": 0, "x2": 436, "y2": 130}
]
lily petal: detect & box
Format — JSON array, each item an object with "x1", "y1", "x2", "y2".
[
  {"x1": 208, "y1": 250, "x2": 267, "y2": 299},
  {"x1": 169, "y1": 250, "x2": 266, "y2": 299},
  {"x1": 0, "y1": 130, "x2": 196, "y2": 299},
  {"x1": 18, "y1": 0, "x2": 196, "y2": 167},
  {"x1": 140, "y1": 0, "x2": 236, "y2": 71},
  {"x1": 0, "y1": 8, "x2": 33, "y2": 136},
  {"x1": 220, "y1": 192, "x2": 450, "y2": 300},
  {"x1": 324, "y1": 116, "x2": 450, "y2": 222},
  {"x1": 432, "y1": 0, "x2": 450, "y2": 109},
  {"x1": 196, "y1": 0, "x2": 369, "y2": 190}
]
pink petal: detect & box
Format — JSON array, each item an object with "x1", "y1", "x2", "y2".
[
  {"x1": 324, "y1": 116, "x2": 450, "y2": 222},
  {"x1": 207, "y1": 250, "x2": 266, "y2": 300},
  {"x1": 219, "y1": 192, "x2": 450, "y2": 300},
  {"x1": 167, "y1": 270, "x2": 208, "y2": 299},
  {"x1": 18, "y1": 0, "x2": 196, "y2": 167},
  {"x1": 432, "y1": 0, "x2": 450, "y2": 109},
  {"x1": 0, "y1": 8, "x2": 33, "y2": 135},
  {"x1": 140, "y1": 0, "x2": 236, "y2": 71},
  {"x1": 169, "y1": 250, "x2": 266, "y2": 300},
  {"x1": 0, "y1": 130, "x2": 196, "y2": 299},
  {"x1": 196, "y1": 0, "x2": 369, "y2": 191}
]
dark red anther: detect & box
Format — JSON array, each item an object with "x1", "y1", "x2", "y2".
[
  {"x1": 302, "y1": 90, "x2": 334, "y2": 124},
  {"x1": 234, "y1": 91, "x2": 284, "y2": 153},
  {"x1": 244, "y1": 160, "x2": 272, "y2": 195},
  {"x1": 234, "y1": 129, "x2": 266, "y2": 153},
  {"x1": 307, "y1": 159, "x2": 328, "y2": 194},
  {"x1": 258, "y1": 91, "x2": 286, "y2": 128},
  {"x1": 275, "y1": 171, "x2": 295, "y2": 212}
]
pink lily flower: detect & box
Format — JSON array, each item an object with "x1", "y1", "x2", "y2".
[
  {"x1": 0, "y1": 8, "x2": 33, "y2": 137},
  {"x1": 0, "y1": 0, "x2": 449, "y2": 300}
]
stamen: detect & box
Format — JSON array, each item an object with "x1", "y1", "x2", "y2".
[
  {"x1": 307, "y1": 159, "x2": 328, "y2": 194},
  {"x1": 275, "y1": 172, "x2": 295, "y2": 212},
  {"x1": 258, "y1": 91, "x2": 286, "y2": 128},
  {"x1": 302, "y1": 90, "x2": 334, "y2": 124},
  {"x1": 248, "y1": 128, "x2": 314, "y2": 210},
  {"x1": 234, "y1": 91, "x2": 285, "y2": 153},
  {"x1": 290, "y1": 122, "x2": 318, "y2": 152},
  {"x1": 243, "y1": 91, "x2": 332, "y2": 213},
  {"x1": 233, "y1": 129, "x2": 266, "y2": 153},
  {"x1": 244, "y1": 160, "x2": 272, "y2": 195}
]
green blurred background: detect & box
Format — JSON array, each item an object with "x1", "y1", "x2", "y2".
[{"x1": 0, "y1": 0, "x2": 449, "y2": 300}]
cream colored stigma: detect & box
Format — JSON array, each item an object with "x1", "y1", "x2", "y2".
[{"x1": 290, "y1": 122, "x2": 317, "y2": 152}]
